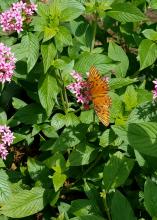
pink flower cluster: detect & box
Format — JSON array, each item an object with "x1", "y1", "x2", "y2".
[
  {"x1": 0, "y1": 125, "x2": 14, "y2": 160},
  {"x1": 0, "y1": 1, "x2": 37, "y2": 33},
  {"x1": 67, "y1": 70, "x2": 91, "y2": 109},
  {"x1": 0, "y1": 43, "x2": 16, "y2": 83},
  {"x1": 153, "y1": 80, "x2": 157, "y2": 99}
]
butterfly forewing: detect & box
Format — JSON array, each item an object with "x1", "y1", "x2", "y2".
[
  {"x1": 88, "y1": 66, "x2": 111, "y2": 126},
  {"x1": 88, "y1": 66, "x2": 109, "y2": 97}
]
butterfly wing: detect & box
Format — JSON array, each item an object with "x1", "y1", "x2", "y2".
[
  {"x1": 88, "y1": 66, "x2": 111, "y2": 126},
  {"x1": 88, "y1": 66, "x2": 109, "y2": 96},
  {"x1": 93, "y1": 96, "x2": 111, "y2": 126}
]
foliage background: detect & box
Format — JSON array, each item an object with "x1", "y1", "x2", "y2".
[{"x1": 0, "y1": 0, "x2": 157, "y2": 219}]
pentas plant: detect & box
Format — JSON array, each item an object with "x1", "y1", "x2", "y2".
[
  {"x1": 0, "y1": 1, "x2": 37, "y2": 33},
  {"x1": 67, "y1": 70, "x2": 92, "y2": 109},
  {"x1": 0, "y1": 125, "x2": 14, "y2": 160},
  {"x1": 153, "y1": 80, "x2": 157, "y2": 99},
  {"x1": 0, "y1": 43, "x2": 16, "y2": 83}
]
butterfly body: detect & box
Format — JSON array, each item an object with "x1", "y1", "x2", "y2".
[{"x1": 88, "y1": 66, "x2": 111, "y2": 126}]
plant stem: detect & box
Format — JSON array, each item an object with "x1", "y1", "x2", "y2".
[
  {"x1": 91, "y1": 14, "x2": 97, "y2": 51},
  {"x1": 103, "y1": 192, "x2": 112, "y2": 220}
]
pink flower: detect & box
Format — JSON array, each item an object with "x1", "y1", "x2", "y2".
[
  {"x1": 153, "y1": 80, "x2": 157, "y2": 99},
  {"x1": 0, "y1": 43, "x2": 16, "y2": 83},
  {"x1": 67, "y1": 70, "x2": 91, "y2": 109},
  {"x1": 0, "y1": 125, "x2": 14, "y2": 160},
  {"x1": 0, "y1": 1, "x2": 37, "y2": 33}
]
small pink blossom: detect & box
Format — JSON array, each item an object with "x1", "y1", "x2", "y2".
[
  {"x1": 0, "y1": 43, "x2": 16, "y2": 83},
  {"x1": 0, "y1": 1, "x2": 37, "y2": 33},
  {"x1": 153, "y1": 80, "x2": 157, "y2": 99},
  {"x1": 67, "y1": 70, "x2": 91, "y2": 109},
  {"x1": 0, "y1": 125, "x2": 14, "y2": 160}
]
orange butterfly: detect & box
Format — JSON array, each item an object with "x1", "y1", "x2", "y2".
[{"x1": 88, "y1": 66, "x2": 112, "y2": 126}]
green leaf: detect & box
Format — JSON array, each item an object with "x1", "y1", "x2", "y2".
[
  {"x1": 44, "y1": 152, "x2": 66, "y2": 172},
  {"x1": 13, "y1": 133, "x2": 26, "y2": 144},
  {"x1": 27, "y1": 157, "x2": 48, "y2": 181},
  {"x1": 12, "y1": 97, "x2": 27, "y2": 109},
  {"x1": 111, "y1": 190, "x2": 137, "y2": 220},
  {"x1": 38, "y1": 72, "x2": 59, "y2": 116},
  {"x1": 43, "y1": 26, "x2": 58, "y2": 42},
  {"x1": 107, "y1": 3, "x2": 145, "y2": 22},
  {"x1": 65, "y1": 112, "x2": 80, "y2": 127},
  {"x1": 128, "y1": 122, "x2": 157, "y2": 157},
  {"x1": 103, "y1": 151, "x2": 134, "y2": 191},
  {"x1": 0, "y1": 187, "x2": 48, "y2": 218},
  {"x1": 0, "y1": 170, "x2": 12, "y2": 204},
  {"x1": 68, "y1": 142, "x2": 97, "y2": 166},
  {"x1": 109, "y1": 92, "x2": 123, "y2": 121},
  {"x1": 99, "y1": 129, "x2": 116, "y2": 148},
  {"x1": 109, "y1": 78, "x2": 137, "y2": 90},
  {"x1": 14, "y1": 104, "x2": 47, "y2": 125},
  {"x1": 108, "y1": 42, "x2": 129, "y2": 77},
  {"x1": 21, "y1": 33, "x2": 39, "y2": 72},
  {"x1": 144, "y1": 178, "x2": 157, "y2": 218},
  {"x1": 55, "y1": 26, "x2": 73, "y2": 49},
  {"x1": 52, "y1": 172, "x2": 66, "y2": 191},
  {"x1": 138, "y1": 39, "x2": 157, "y2": 70},
  {"x1": 80, "y1": 110, "x2": 94, "y2": 124},
  {"x1": 142, "y1": 29, "x2": 157, "y2": 41},
  {"x1": 128, "y1": 101, "x2": 157, "y2": 123},
  {"x1": 51, "y1": 125, "x2": 87, "y2": 153},
  {"x1": 71, "y1": 216, "x2": 105, "y2": 220},
  {"x1": 69, "y1": 199, "x2": 101, "y2": 217},
  {"x1": 75, "y1": 52, "x2": 115, "y2": 74},
  {"x1": 0, "y1": 108, "x2": 7, "y2": 125},
  {"x1": 123, "y1": 85, "x2": 138, "y2": 111},
  {"x1": 41, "y1": 42, "x2": 57, "y2": 73},
  {"x1": 51, "y1": 113, "x2": 66, "y2": 130},
  {"x1": 60, "y1": 0, "x2": 85, "y2": 22}
]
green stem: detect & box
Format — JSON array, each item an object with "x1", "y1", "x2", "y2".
[
  {"x1": 103, "y1": 192, "x2": 112, "y2": 220},
  {"x1": 91, "y1": 15, "x2": 97, "y2": 51}
]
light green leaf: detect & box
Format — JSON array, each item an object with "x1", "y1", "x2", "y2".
[
  {"x1": 55, "y1": 26, "x2": 73, "y2": 49},
  {"x1": 75, "y1": 52, "x2": 115, "y2": 74},
  {"x1": 109, "y1": 78, "x2": 137, "y2": 90},
  {"x1": 51, "y1": 113, "x2": 66, "y2": 130},
  {"x1": 65, "y1": 112, "x2": 80, "y2": 127},
  {"x1": 60, "y1": 0, "x2": 85, "y2": 22},
  {"x1": 12, "y1": 97, "x2": 27, "y2": 109},
  {"x1": 80, "y1": 110, "x2": 94, "y2": 124},
  {"x1": 123, "y1": 85, "x2": 138, "y2": 111},
  {"x1": 0, "y1": 170, "x2": 12, "y2": 204},
  {"x1": 41, "y1": 42, "x2": 57, "y2": 73},
  {"x1": 144, "y1": 178, "x2": 157, "y2": 217},
  {"x1": 1, "y1": 187, "x2": 47, "y2": 218},
  {"x1": 142, "y1": 29, "x2": 157, "y2": 41},
  {"x1": 108, "y1": 42, "x2": 129, "y2": 77},
  {"x1": 107, "y1": 3, "x2": 145, "y2": 22},
  {"x1": 99, "y1": 129, "x2": 116, "y2": 148},
  {"x1": 13, "y1": 133, "x2": 26, "y2": 144},
  {"x1": 38, "y1": 72, "x2": 59, "y2": 116},
  {"x1": 0, "y1": 108, "x2": 7, "y2": 125},
  {"x1": 103, "y1": 151, "x2": 134, "y2": 191},
  {"x1": 68, "y1": 142, "x2": 97, "y2": 166},
  {"x1": 128, "y1": 122, "x2": 157, "y2": 157},
  {"x1": 111, "y1": 190, "x2": 137, "y2": 220},
  {"x1": 52, "y1": 172, "x2": 67, "y2": 192},
  {"x1": 138, "y1": 39, "x2": 157, "y2": 70},
  {"x1": 43, "y1": 26, "x2": 58, "y2": 42},
  {"x1": 21, "y1": 33, "x2": 39, "y2": 72}
]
